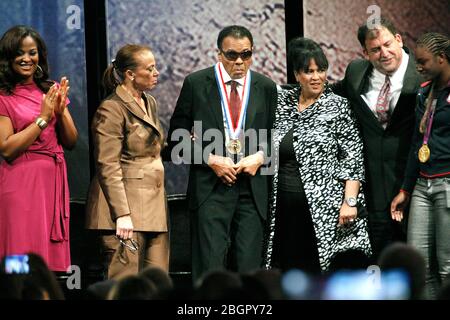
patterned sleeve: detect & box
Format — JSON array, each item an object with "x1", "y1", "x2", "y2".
[
  {"x1": 274, "y1": 87, "x2": 291, "y2": 129},
  {"x1": 334, "y1": 96, "x2": 365, "y2": 182}
]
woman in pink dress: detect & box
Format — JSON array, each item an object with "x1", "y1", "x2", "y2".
[{"x1": 0, "y1": 25, "x2": 78, "y2": 271}]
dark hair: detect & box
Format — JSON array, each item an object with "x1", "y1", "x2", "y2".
[
  {"x1": 217, "y1": 25, "x2": 253, "y2": 51},
  {"x1": 140, "y1": 266, "x2": 173, "y2": 299},
  {"x1": 0, "y1": 253, "x2": 64, "y2": 300},
  {"x1": 108, "y1": 275, "x2": 157, "y2": 300},
  {"x1": 416, "y1": 32, "x2": 450, "y2": 61},
  {"x1": 288, "y1": 37, "x2": 329, "y2": 75},
  {"x1": 378, "y1": 242, "x2": 426, "y2": 300},
  {"x1": 102, "y1": 44, "x2": 152, "y2": 94},
  {"x1": 416, "y1": 32, "x2": 450, "y2": 134},
  {"x1": 357, "y1": 17, "x2": 398, "y2": 48},
  {"x1": 25, "y1": 253, "x2": 65, "y2": 300},
  {"x1": 194, "y1": 270, "x2": 242, "y2": 300},
  {"x1": 0, "y1": 25, "x2": 52, "y2": 95}
]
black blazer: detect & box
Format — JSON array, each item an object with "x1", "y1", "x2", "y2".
[
  {"x1": 167, "y1": 66, "x2": 277, "y2": 219},
  {"x1": 333, "y1": 50, "x2": 422, "y2": 211}
]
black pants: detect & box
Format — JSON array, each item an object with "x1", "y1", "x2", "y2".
[
  {"x1": 367, "y1": 209, "x2": 406, "y2": 263},
  {"x1": 191, "y1": 177, "x2": 264, "y2": 284},
  {"x1": 273, "y1": 189, "x2": 321, "y2": 274}
]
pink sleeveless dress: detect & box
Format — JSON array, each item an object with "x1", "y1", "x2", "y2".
[{"x1": 0, "y1": 82, "x2": 70, "y2": 271}]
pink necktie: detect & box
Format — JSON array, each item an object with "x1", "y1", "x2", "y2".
[
  {"x1": 376, "y1": 75, "x2": 391, "y2": 126},
  {"x1": 230, "y1": 81, "x2": 241, "y2": 128}
]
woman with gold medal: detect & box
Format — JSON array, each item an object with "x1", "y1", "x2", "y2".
[{"x1": 390, "y1": 32, "x2": 450, "y2": 299}]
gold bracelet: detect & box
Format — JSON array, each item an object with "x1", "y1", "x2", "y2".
[{"x1": 35, "y1": 117, "x2": 48, "y2": 130}]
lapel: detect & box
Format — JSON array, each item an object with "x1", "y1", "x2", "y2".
[
  {"x1": 388, "y1": 50, "x2": 421, "y2": 126},
  {"x1": 350, "y1": 61, "x2": 370, "y2": 96},
  {"x1": 205, "y1": 68, "x2": 226, "y2": 136},
  {"x1": 116, "y1": 85, "x2": 161, "y2": 136},
  {"x1": 245, "y1": 71, "x2": 259, "y2": 129},
  {"x1": 351, "y1": 61, "x2": 384, "y2": 130},
  {"x1": 399, "y1": 48, "x2": 420, "y2": 96}
]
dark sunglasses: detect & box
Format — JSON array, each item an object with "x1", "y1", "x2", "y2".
[{"x1": 221, "y1": 50, "x2": 253, "y2": 61}]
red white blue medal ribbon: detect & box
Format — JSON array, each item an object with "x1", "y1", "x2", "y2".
[{"x1": 214, "y1": 62, "x2": 251, "y2": 141}]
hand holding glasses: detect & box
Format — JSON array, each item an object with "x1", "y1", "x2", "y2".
[
  {"x1": 221, "y1": 49, "x2": 252, "y2": 61},
  {"x1": 116, "y1": 236, "x2": 139, "y2": 251}
]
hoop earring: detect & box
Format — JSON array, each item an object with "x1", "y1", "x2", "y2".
[{"x1": 34, "y1": 64, "x2": 44, "y2": 79}]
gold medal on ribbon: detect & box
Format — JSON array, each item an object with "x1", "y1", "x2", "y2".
[
  {"x1": 418, "y1": 144, "x2": 430, "y2": 163},
  {"x1": 226, "y1": 139, "x2": 241, "y2": 155}
]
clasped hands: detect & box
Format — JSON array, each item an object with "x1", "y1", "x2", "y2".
[
  {"x1": 39, "y1": 77, "x2": 70, "y2": 122},
  {"x1": 208, "y1": 152, "x2": 264, "y2": 186}
]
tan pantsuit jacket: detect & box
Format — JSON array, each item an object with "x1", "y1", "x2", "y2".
[{"x1": 86, "y1": 85, "x2": 168, "y2": 232}]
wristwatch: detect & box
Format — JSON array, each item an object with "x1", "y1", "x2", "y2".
[{"x1": 345, "y1": 197, "x2": 357, "y2": 207}]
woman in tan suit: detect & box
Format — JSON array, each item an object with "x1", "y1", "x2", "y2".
[{"x1": 86, "y1": 44, "x2": 169, "y2": 279}]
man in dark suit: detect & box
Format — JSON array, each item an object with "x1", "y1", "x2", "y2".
[
  {"x1": 167, "y1": 25, "x2": 277, "y2": 283},
  {"x1": 333, "y1": 17, "x2": 422, "y2": 260}
]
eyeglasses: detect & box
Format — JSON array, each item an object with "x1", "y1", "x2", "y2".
[
  {"x1": 116, "y1": 237, "x2": 139, "y2": 251},
  {"x1": 221, "y1": 50, "x2": 253, "y2": 61}
]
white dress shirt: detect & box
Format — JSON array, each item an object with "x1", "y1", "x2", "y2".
[{"x1": 218, "y1": 63, "x2": 246, "y2": 148}]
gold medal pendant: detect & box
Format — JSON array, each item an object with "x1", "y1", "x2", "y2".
[
  {"x1": 418, "y1": 144, "x2": 430, "y2": 163},
  {"x1": 227, "y1": 139, "x2": 241, "y2": 155}
]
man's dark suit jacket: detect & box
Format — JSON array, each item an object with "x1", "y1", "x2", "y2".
[
  {"x1": 333, "y1": 50, "x2": 422, "y2": 212},
  {"x1": 167, "y1": 66, "x2": 277, "y2": 219}
]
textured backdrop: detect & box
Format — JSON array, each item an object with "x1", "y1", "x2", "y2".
[{"x1": 304, "y1": 0, "x2": 450, "y2": 82}]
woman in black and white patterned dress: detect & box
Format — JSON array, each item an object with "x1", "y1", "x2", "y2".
[{"x1": 264, "y1": 38, "x2": 371, "y2": 273}]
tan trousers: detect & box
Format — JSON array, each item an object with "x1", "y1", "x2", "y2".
[{"x1": 101, "y1": 231, "x2": 169, "y2": 280}]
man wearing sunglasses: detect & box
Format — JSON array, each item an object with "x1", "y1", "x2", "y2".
[{"x1": 167, "y1": 25, "x2": 277, "y2": 283}]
